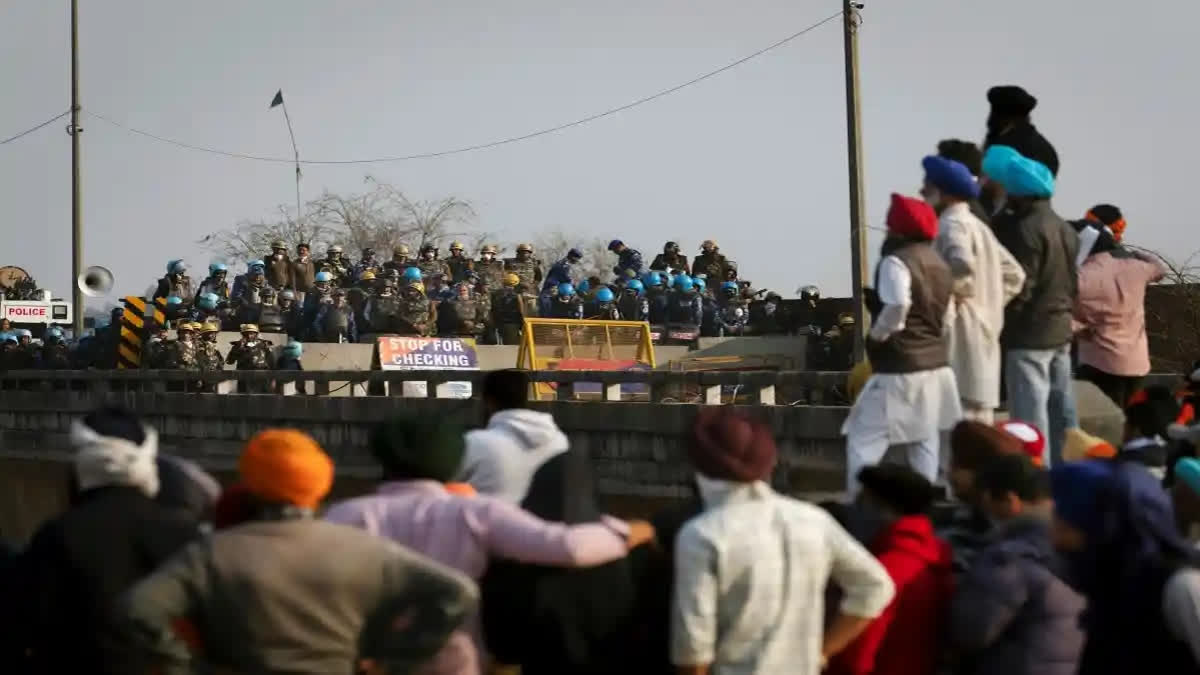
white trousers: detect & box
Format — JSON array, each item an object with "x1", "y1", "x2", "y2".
[
  {"x1": 845, "y1": 428, "x2": 940, "y2": 499},
  {"x1": 960, "y1": 401, "x2": 994, "y2": 424}
]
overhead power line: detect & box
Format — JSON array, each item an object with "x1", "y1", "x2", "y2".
[
  {"x1": 0, "y1": 111, "x2": 71, "y2": 145},
  {"x1": 84, "y1": 11, "x2": 843, "y2": 165}
]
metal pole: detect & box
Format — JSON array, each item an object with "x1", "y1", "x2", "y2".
[
  {"x1": 842, "y1": 0, "x2": 868, "y2": 363},
  {"x1": 280, "y1": 100, "x2": 302, "y2": 224},
  {"x1": 70, "y1": 0, "x2": 84, "y2": 337}
]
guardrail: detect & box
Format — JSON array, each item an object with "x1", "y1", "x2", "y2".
[{"x1": 0, "y1": 368, "x2": 853, "y2": 405}]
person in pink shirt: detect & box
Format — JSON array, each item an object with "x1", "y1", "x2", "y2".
[
  {"x1": 1072, "y1": 224, "x2": 1167, "y2": 407},
  {"x1": 325, "y1": 414, "x2": 654, "y2": 675}
]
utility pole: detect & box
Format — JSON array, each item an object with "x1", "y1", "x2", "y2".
[
  {"x1": 842, "y1": 0, "x2": 869, "y2": 363},
  {"x1": 69, "y1": 0, "x2": 84, "y2": 337}
]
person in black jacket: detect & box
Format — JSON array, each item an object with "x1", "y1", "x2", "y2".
[
  {"x1": 982, "y1": 85, "x2": 1059, "y2": 215},
  {"x1": 2, "y1": 407, "x2": 199, "y2": 675},
  {"x1": 984, "y1": 144, "x2": 1079, "y2": 466}
]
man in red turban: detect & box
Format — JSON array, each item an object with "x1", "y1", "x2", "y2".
[{"x1": 842, "y1": 194, "x2": 961, "y2": 496}]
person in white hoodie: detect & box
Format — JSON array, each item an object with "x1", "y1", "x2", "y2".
[
  {"x1": 458, "y1": 369, "x2": 571, "y2": 503},
  {"x1": 924, "y1": 154, "x2": 1025, "y2": 423}
]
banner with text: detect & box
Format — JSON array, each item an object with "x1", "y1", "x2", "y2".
[{"x1": 378, "y1": 336, "x2": 479, "y2": 371}]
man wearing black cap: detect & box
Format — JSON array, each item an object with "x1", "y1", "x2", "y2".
[{"x1": 983, "y1": 85, "x2": 1060, "y2": 215}]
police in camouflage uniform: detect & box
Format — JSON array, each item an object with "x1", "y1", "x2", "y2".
[
  {"x1": 396, "y1": 283, "x2": 435, "y2": 337},
  {"x1": 311, "y1": 289, "x2": 358, "y2": 343},
  {"x1": 475, "y1": 244, "x2": 505, "y2": 291},
  {"x1": 437, "y1": 282, "x2": 484, "y2": 338},
  {"x1": 416, "y1": 243, "x2": 451, "y2": 281},
  {"x1": 141, "y1": 325, "x2": 172, "y2": 369},
  {"x1": 367, "y1": 279, "x2": 402, "y2": 334},
  {"x1": 382, "y1": 245, "x2": 413, "y2": 276},
  {"x1": 196, "y1": 322, "x2": 224, "y2": 372},
  {"x1": 164, "y1": 322, "x2": 200, "y2": 370},
  {"x1": 226, "y1": 324, "x2": 274, "y2": 370},
  {"x1": 317, "y1": 245, "x2": 351, "y2": 287},
  {"x1": 505, "y1": 243, "x2": 543, "y2": 291},
  {"x1": 491, "y1": 274, "x2": 526, "y2": 345},
  {"x1": 350, "y1": 247, "x2": 381, "y2": 283},
  {"x1": 445, "y1": 241, "x2": 474, "y2": 284}
]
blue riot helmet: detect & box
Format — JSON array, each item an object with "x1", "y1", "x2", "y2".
[
  {"x1": 403, "y1": 266, "x2": 423, "y2": 283},
  {"x1": 557, "y1": 282, "x2": 576, "y2": 297},
  {"x1": 577, "y1": 279, "x2": 591, "y2": 294},
  {"x1": 314, "y1": 271, "x2": 333, "y2": 283},
  {"x1": 594, "y1": 287, "x2": 615, "y2": 303},
  {"x1": 168, "y1": 260, "x2": 187, "y2": 275},
  {"x1": 15, "y1": 328, "x2": 32, "y2": 339},
  {"x1": 197, "y1": 292, "x2": 219, "y2": 310},
  {"x1": 674, "y1": 275, "x2": 694, "y2": 292},
  {"x1": 626, "y1": 279, "x2": 645, "y2": 295},
  {"x1": 283, "y1": 341, "x2": 303, "y2": 358},
  {"x1": 643, "y1": 271, "x2": 663, "y2": 288},
  {"x1": 248, "y1": 259, "x2": 265, "y2": 274},
  {"x1": 208, "y1": 262, "x2": 227, "y2": 276},
  {"x1": 166, "y1": 296, "x2": 183, "y2": 306},
  {"x1": 694, "y1": 277, "x2": 707, "y2": 294},
  {"x1": 721, "y1": 280, "x2": 739, "y2": 296},
  {"x1": 47, "y1": 326, "x2": 64, "y2": 339}
]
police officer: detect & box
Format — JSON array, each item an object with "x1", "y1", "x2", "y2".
[
  {"x1": 383, "y1": 245, "x2": 413, "y2": 276},
  {"x1": 196, "y1": 321, "x2": 224, "y2": 373},
  {"x1": 366, "y1": 278, "x2": 402, "y2": 335},
  {"x1": 154, "y1": 260, "x2": 194, "y2": 305},
  {"x1": 192, "y1": 292, "x2": 225, "y2": 326},
  {"x1": 276, "y1": 340, "x2": 304, "y2": 370},
  {"x1": 607, "y1": 240, "x2": 644, "y2": 279},
  {"x1": 716, "y1": 281, "x2": 748, "y2": 337},
  {"x1": 588, "y1": 286, "x2": 621, "y2": 320},
  {"x1": 692, "y1": 240, "x2": 730, "y2": 280},
  {"x1": 351, "y1": 247, "x2": 380, "y2": 282},
  {"x1": 396, "y1": 282, "x2": 435, "y2": 337},
  {"x1": 226, "y1": 324, "x2": 274, "y2": 370},
  {"x1": 414, "y1": 243, "x2": 447, "y2": 280},
  {"x1": 475, "y1": 244, "x2": 505, "y2": 291},
  {"x1": 438, "y1": 282, "x2": 484, "y2": 338},
  {"x1": 618, "y1": 279, "x2": 649, "y2": 322},
  {"x1": 38, "y1": 326, "x2": 71, "y2": 369},
  {"x1": 311, "y1": 289, "x2": 358, "y2": 343},
  {"x1": 445, "y1": 241, "x2": 474, "y2": 284},
  {"x1": 542, "y1": 248, "x2": 582, "y2": 294},
  {"x1": 426, "y1": 272, "x2": 455, "y2": 304},
  {"x1": 8, "y1": 330, "x2": 36, "y2": 369},
  {"x1": 256, "y1": 287, "x2": 288, "y2": 335},
  {"x1": 643, "y1": 271, "x2": 670, "y2": 324},
  {"x1": 317, "y1": 245, "x2": 350, "y2": 286},
  {"x1": 277, "y1": 289, "x2": 302, "y2": 337},
  {"x1": 264, "y1": 240, "x2": 292, "y2": 290},
  {"x1": 666, "y1": 275, "x2": 703, "y2": 326},
  {"x1": 650, "y1": 241, "x2": 690, "y2": 274},
  {"x1": 140, "y1": 324, "x2": 171, "y2": 369},
  {"x1": 356, "y1": 269, "x2": 379, "y2": 294},
  {"x1": 164, "y1": 296, "x2": 187, "y2": 323},
  {"x1": 165, "y1": 322, "x2": 201, "y2": 370},
  {"x1": 490, "y1": 274, "x2": 526, "y2": 345},
  {"x1": 301, "y1": 270, "x2": 335, "y2": 331},
  {"x1": 505, "y1": 243, "x2": 543, "y2": 291},
  {"x1": 197, "y1": 263, "x2": 230, "y2": 301},
  {"x1": 548, "y1": 283, "x2": 584, "y2": 319},
  {"x1": 399, "y1": 266, "x2": 424, "y2": 290},
  {"x1": 290, "y1": 243, "x2": 316, "y2": 298}
]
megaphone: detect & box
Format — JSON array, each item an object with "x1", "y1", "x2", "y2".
[{"x1": 78, "y1": 265, "x2": 114, "y2": 297}]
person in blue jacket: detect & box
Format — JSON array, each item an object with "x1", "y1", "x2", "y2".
[
  {"x1": 548, "y1": 283, "x2": 584, "y2": 319},
  {"x1": 542, "y1": 248, "x2": 582, "y2": 294},
  {"x1": 608, "y1": 240, "x2": 644, "y2": 279}
]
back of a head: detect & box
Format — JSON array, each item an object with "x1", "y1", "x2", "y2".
[
  {"x1": 482, "y1": 369, "x2": 530, "y2": 411},
  {"x1": 81, "y1": 406, "x2": 146, "y2": 446},
  {"x1": 976, "y1": 453, "x2": 1049, "y2": 504},
  {"x1": 950, "y1": 420, "x2": 1024, "y2": 471},
  {"x1": 73, "y1": 406, "x2": 159, "y2": 497},
  {"x1": 936, "y1": 139, "x2": 983, "y2": 177},
  {"x1": 856, "y1": 464, "x2": 938, "y2": 515},
  {"x1": 370, "y1": 414, "x2": 466, "y2": 483}
]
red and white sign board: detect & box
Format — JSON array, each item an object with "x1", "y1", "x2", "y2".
[{"x1": 1, "y1": 300, "x2": 72, "y2": 324}]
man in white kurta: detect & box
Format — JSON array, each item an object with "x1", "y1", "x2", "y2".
[
  {"x1": 924, "y1": 155, "x2": 1026, "y2": 423},
  {"x1": 843, "y1": 194, "x2": 962, "y2": 496}
]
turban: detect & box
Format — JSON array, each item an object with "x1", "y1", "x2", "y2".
[
  {"x1": 982, "y1": 145, "x2": 1055, "y2": 198},
  {"x1": 1176, "y1": 458, "x2": 1200, "y2": 497},
  {"x1": 950, "y1": 420, "x2": 1024, "y2": 471},
  {"x1": 996, "y1": 421, "x2": 1046, "y2": 467},
  {"x1": 1086, "y1": 204, "x2": 1127, "y2": 243},
  {"x1": 856, "y1": 464, "x2": 937, "y2": 515},
  {"x1": 1050, "y1": 460, "x2": 1114, "y2": 536},
  {"x1": 922, "y1": 155, "x2": 980, "y2": 199},
  {"x1": 239, "y1": 429, "x2": 334, "y2": 510},
  {"x1": 885, "y1": 193, "x2": 938, "y2": 240},
  {"x1": 688, "y1": 407, "x2": 777, "y2": 482},
  {"x1": 370, "y1": 414, "x2": 466, "y2": 483},
  {"x1": 72, "y1": 407, "x2": 160, "y2": 498},
  {"x1": 987, "y1": 85, "x2": 1038, "y2": 117}
]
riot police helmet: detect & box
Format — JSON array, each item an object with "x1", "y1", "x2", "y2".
[
  {"x1": 209, "y1": 263, "x2": 227, "y2": 276},
  {"x1": 595, "y1": 287, "x2": 615, "y2": 303},
  {"x1": 279, "y1": 289, "x2": 296, "y2": 302},
  {"x1": 557, "y1": 283, "x2": 576, "y2": 297},
  {"x1": 271, "y1": 240, "x2": 287, "y2": 251},
  {"x1": 643, "y1": 271, "x2": 663, "y2": 287},
  {"x1": 238, "y1": 323, "x2": 259, "y2": 335},
  {"x1": 674, "y1": 275, "x2": 695, "y2": 292},
  {"x1": 626, "y1": 279, "x2": 645, "y2": 295},
  {"x1": 577, "y1": 279, "x2": 591, "y2": 294},
  {"x1": 393, "y1": 244, "x2": 410, "y2": 257},
  {"x1": 197, "y1": 292, "x2": 219, "y2": 310},
  {"x1": 694, "y1": 278, "x2": 707, "y2": 293},
  {"x1": 314, "y1": 271, "x2": 333, "y2": 283},
  {"x1": 503, "y1": 273, "x2": 520, "y2": 287},
  {"x1": 798, "y1": 285, "x2": 821, "y2": 302},
  {"x1": 403, "y1": 266, "x2": 423, "y2": 282},
  {"x1": 169, "y1": 260, "x2": 188, "y2": 275},
  {"x1": 449, "y1": 241, "x2": 464, "y2": 252},
  {"x1": 664, "y1": 241, "x2": 680, "y2": 254},
  {"x1": 721, "y1": 280, "x2": 739, "y2": 294},
  {"x1": 166, "y1": 296, "x2": 183, "y2": 306}
]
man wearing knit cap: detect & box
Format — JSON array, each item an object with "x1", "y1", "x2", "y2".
[
  {"x1": 984, "y1": 145, "x2": 1079, "y2": 465},
  {"x1": 843, "y1": 194, "x2": 960, "y2": 493},
  {"x1": 673, "y1": 407, "x2": 895, "y2": 675},
  {"x1": 924, "y1": 155, "x2": 1026, "y2": 423},
  {"x1": 118, "y1": 428, "x2": 479, "y2": 675},
  {"x1": 7, "y1": 407, "x2": 198, "y2": 675}
]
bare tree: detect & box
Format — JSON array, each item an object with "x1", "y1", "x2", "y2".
[
  {"x1": 1129, "y1": 244, "x2": 1200, "y2": 372},
  {"x1": 529, "y1": 228, "x2": 613, "y2": 284},
  {"x1": 199, "y1": 204, "x2": 334, "y2": 264}
]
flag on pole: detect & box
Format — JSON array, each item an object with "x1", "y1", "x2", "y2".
[{"x1": 269, "y1": 90, "x2": 284, "y2": 109}]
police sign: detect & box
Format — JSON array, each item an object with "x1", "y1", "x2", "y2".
[{"x1": 378, "y1": 336, "x2": 479, "y2": 371}]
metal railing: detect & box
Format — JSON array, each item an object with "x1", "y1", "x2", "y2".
[{"x1": 0, "y1": 368, "x2": 852, "y2": 405}]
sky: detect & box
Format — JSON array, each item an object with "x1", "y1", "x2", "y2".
[{"x1": 0, "y1": 0, "x2": 1193, "y2": 307}]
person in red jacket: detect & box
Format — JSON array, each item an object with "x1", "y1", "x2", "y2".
[{"x1": 829, "y1": 464, "x2": 955, "y2": 675}]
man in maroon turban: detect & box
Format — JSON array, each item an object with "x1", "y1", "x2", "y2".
[{"x1": 842, "y1": 194, "x2": 961, "y2": 496}]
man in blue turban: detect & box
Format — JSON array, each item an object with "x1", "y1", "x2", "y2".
[
  {"x1": 923, "y1": 155, "x2": 1026, "y2": 424},
  {"x1": 984, "y1": 145, "x2": 1079, "y2": 466}
]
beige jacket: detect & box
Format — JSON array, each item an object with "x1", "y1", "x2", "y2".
[{"x1": 118, "y1": 517, "x2": 478, "y2": 675}]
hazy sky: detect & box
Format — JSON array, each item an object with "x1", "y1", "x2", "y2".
[{"x1": 0, "y1": 1, "x2": 1192, "y2": 304}]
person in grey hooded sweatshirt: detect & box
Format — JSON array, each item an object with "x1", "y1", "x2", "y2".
[{"x1": 458, "y1": 369, "x2": 571, "y2": 503}]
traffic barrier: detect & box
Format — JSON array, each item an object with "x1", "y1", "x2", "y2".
[{"x1": 117, "y1": 296, "x2": 147, "y2": 369}]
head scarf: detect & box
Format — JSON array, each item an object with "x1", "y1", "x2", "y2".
[
  {"x1": 885, "y1": 193, "x2": 938, "y2": 240},
  {"x1": 922, "y1": 155, "x2": 980, "y2": 199},
  {"x1": 982, "y1": 145, "x2": 1055, "y2": 198},
  {"x1": 688, "y1": 407, "x2": 777, "y2": 482},
  {"x1": 239, "y1": 429, "x2": 334, "y2": 510},
  {"x1": 71, "y1": 407, "x2": 160, "y2": 498}
]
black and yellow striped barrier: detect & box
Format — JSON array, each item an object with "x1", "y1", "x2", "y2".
[
  {"x1": 118, "y1": 296, "x2": 147, "y2": 369},
  {"x1": 152, "y1": 296, "x2": 167, "y2": 331}
]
